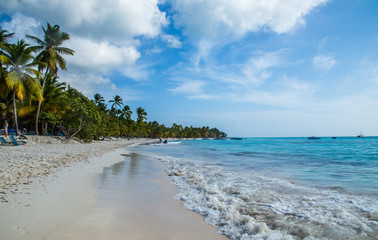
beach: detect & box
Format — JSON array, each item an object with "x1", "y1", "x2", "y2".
[
  {"x1": 132, "y1": 138, "x2": 378, "y2": 239},
  {"x1": 0, "y1": 137, "x2": 227, "y2": 240}
]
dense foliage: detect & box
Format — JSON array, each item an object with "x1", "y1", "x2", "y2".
[{"x1": 0, "y1": 25, "x2": 227, "y2": 142}]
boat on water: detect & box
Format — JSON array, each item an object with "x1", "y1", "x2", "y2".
[
  {"x1": 308, "y1": 136, "x2": 321, "y2": 140},
  {"x1": 357, "y1": 128, "x2": 365, "y2": 138},
  {"x1": 230, "y1": 137, "x2": 244, "y2": 140},
  {"x1": 156, "y1": 139, "x2": 182, "y2": 145}
]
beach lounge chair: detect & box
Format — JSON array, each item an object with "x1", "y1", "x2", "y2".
[
  {"x1": 10, "y1": 136, "x2": 27, "y2": 145},
  {"x1": 0, "y1": 137, "x2": 19, "y2": 146}
]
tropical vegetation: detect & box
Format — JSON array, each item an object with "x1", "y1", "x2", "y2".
[{"x1": 0, "y1": 24, "x2": 227, "y2": 142}]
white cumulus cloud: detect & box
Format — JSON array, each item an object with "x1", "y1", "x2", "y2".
[
  {"x1": 1, "y1": 13, "x2": 40, "y2": 42},
  {"x1": 170, "y1": 0, "x2": 329, "y2": 40},
  {"x1": 0, "y1": 0, "x2": 168, "y2": 41},
  {"x1": 0, "y1": 0, "x2": 169, "y2": 96},
  {"x1": 65, "y1": 36, "x2": 140, "y2": 72},
  {"x1": 61, "y1": 72, "x2": 114, "y2": 97}
]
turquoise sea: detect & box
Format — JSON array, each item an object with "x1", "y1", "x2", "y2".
[{"x1": 129, "y1": 137, "x2": 378, "y2": 239}]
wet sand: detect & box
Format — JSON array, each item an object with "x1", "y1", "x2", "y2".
[{"x1": 0, "y1": 143, "x2": 227, "y2": 239}]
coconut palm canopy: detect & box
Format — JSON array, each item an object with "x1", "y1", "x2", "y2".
[
  {"x1": 1, "y1": 40, "x2": 42, "y2": 135},
  {"x1": 26, "y1": 23, "x2": 74, "y2": 75}
]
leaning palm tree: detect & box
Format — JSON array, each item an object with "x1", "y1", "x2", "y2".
[
  {"x1": 109, "y1": 95, "x2": 123, "y2": 110},
  {"x1": 27, "y1": 23, "x2": 74, "y2": 134},
  {"x1": 0, "y1": 40, "x2": 42, "y2": 135}
]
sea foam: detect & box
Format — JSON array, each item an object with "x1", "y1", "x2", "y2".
[{"x1": 151, "y1": 154, "x2": 378, "y2": 240}]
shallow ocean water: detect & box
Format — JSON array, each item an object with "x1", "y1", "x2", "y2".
[{"x1": 128, "y1": 137, "x2": 378, "y2": 239}]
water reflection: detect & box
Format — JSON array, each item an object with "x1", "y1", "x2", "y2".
[
  {"x1": 127, "y1": 153, "x2": 141, "y2": 178},
  {"x1": 111, "y1": 161, "x2": 125, "y2": 175},
  {"x1": 98, "y1": 152, "x2": 144, "y2": 187}
]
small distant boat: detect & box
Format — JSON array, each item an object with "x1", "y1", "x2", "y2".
[
  {"x1": 308, "y1": 136, "x2": 321, "y2": 140},
  {"x1": 230, "y1": 137, "x2": 244, "y2": 140},
  {"x1": 357, "y1": 128, "x2": 365, "y2": 138},
  {"x1": 331, "y1": 137, "x2": 337, "y2": 139}
]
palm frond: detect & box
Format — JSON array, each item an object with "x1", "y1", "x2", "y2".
[
  {"x1": 18, "y1": 104, "x2": 36, "y2": 117},
  {"x1": 54, "y1": 47, "x2": 75, "y2": 55},
  {"x1": 26, "y1": 35, "x2": 45, "y2": 46},
  {"x1": 5, "y1": 71, "x2": 21, "y2": 89},
  {"x1": 24, "y1": 67, "x2": 42, "y2": 77},
  {"x1": 16, "y1": 83, "x2": 26, "y2": 101},
  {"x1": 0, "y1": 55, "x2": 10, "y2": 64},
  {"x1": 56, "y1": 54, "x2": 67, "y2": 71}
]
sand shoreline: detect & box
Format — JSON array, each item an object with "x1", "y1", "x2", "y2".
[
  {"x1": 0, "y1": 136, "x2": 227, "y2": 239},
  {"x1": 0, "y1": 136, "x2": 154, "y2": 195}
]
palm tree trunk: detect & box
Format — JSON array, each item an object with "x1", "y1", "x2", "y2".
[
  {"x1": 35, "y1": 101, "x2": 42, "y2": 135},
  {"x1": 35, "y1": 67, "x2": 49, "y2": 135},
  {"x1": 12, "y1": 89, "x2": 19, "y2": 136}
]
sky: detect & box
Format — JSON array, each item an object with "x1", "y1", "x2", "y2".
[{"x1": 1, "y1": 0, "x2": 378, "y2": 137}]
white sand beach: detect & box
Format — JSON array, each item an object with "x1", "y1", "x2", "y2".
[{"x1": 0, "y1": 136, "x2": 227, "y2": 239}]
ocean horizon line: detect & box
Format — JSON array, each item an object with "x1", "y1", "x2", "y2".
[{"x1": 221, "y1": 135, "x2": 378, "y2": 139}]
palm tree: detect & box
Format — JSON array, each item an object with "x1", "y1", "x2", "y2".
[
  {"x1": 0, "y1": 40, "x2": 42, "y2": 135},
  {"x1": 94, "y1": 93, "x2": 107, "y2": 111},
  {"x1": 0, "y1": 27, "x2": 14, "y2": 48},
  {"x1": 39, "y1": 75, "x2": 68, "y2": 113},
  {"x1": 135, "y1": 107, "x2": 147, "y2": 137},
  {"x1": 40, "y1": 76, "x2": 67, "y2": 135},
  {"x1": 0, "y1": 28, "x2": 14, "y2": 74},
  {"x1": 109, "y1": 95, "x2": 123, "y2": 110},
  {"x1": 120, "y1": 105, "x2": 132, "y2": 120},
  {"x1": 19, "y1": 75, "x2": 68, "y2": 134},
  {"x1": 27, "y1": 23, "x2": 74, "y2": 134},
  {"x1": 148, "y1": 121, "x2": 160, "y2": 138},
  {"x1": 0, "y1": 27, "x2": 14, "y2": 41},
  {"x1": 66, "y1": 84, "x2": 79, "y2": 97},
  {"x1": 94, "y1": 93, "x2": 105, "y2": 105},
  {"x1": 136, "y1": 107, "x2": 147, "y2": 123}
]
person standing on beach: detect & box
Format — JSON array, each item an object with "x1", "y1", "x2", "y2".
[{"x1": 3, "y1": 120, "x2": 8, "y2": 137}]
